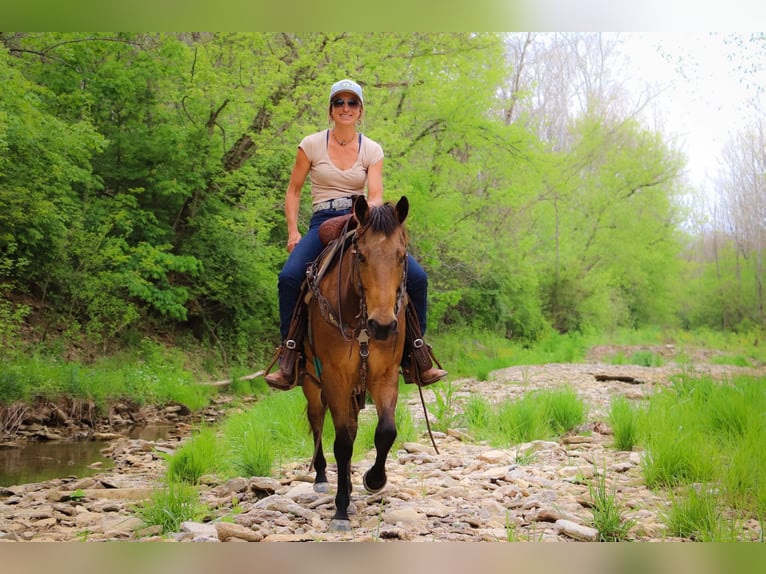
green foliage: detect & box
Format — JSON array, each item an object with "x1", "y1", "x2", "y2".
[
  {"x1": 134, "y1": 480, "x2": 207, "y2": 535},
  {"x1": 636, "y1": 374, "x2": 766, "y2": 518},
  {"x1": 0, "y1": 32, "x2": 702, "y2": 365},
  {"x1": 394, "y1": 399, "x2": 418, "y2": 446},
  {"x1": 0, "y1": 291, "x2": 29, "y2": 361},
  {"x1": 430, "y1": 328, "x2": 588, "y2": 381},
  {"x1": 0, "y1": 342, "x2": 214, "y2": 410},
  {"x1": 543, "y1": 386, "x2": 587, "y2": 435}
]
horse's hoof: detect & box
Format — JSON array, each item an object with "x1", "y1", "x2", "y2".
[
  {"x1": 328, "y1": 519, "x2": 352, "y2": 532},
  {"x1": 314, "y1": 481, "x2": 330, "y2": 494},
  {"x1": 362, "y1": 470, "x2": 387, "y2": 493}
]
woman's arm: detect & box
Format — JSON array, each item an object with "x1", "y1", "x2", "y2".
[
  {"x1": 366, "y1": 159, "x2": 384, "y2": 206},
  {"x1": 285, "y1": 147, "x2": 311, "y2": 252}
]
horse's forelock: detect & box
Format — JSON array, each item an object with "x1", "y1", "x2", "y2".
[{"x1": 365, "y1": 203, "x2": 403, "y2": 237}]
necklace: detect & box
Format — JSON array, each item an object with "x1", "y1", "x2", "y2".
[{"x1": 332, "y1": 130, "x2": 356, "y2": 147}]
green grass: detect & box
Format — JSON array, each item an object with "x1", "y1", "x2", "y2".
[
  {"x1": 588, "y1": 468, "x2": 636, "y2": 541},
  {"x1": 133, "y1": 480, "x2": 208, "y2": 535},
  {"x1": 463, "y1": 386, "x2": 586, "y2": 446},
  {"x1": 428, "y1": 379, "x2": 462, "y2": 432},
  {"x1": 0, "y1": 345, "x2": 218, "y2": 412},
  {"x1": 429, "y1": 327, "x2": 588, "y2": 381},
  {"x1": 662, "y1": 485, "x2": 736, "y2": 542},
  {"x1": 166, "y1": 426, "x2": 220, "y2": 484},
  {"x1": 608, "y1": 373, "x2": 766, "y2": 534},
  {"x1": 609, "y1": 350, "x2": 665, "y2": 367},
  {"x1": 608, "y1": 396, "x2": 643, "y2": 451},
  {"x1": 168, "y1": 386, "x2": 422, "y2": 481}
]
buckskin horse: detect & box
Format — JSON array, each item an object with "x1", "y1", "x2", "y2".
[{"x1": 302, "y1": 195, "x2": 409, "y2": 531}]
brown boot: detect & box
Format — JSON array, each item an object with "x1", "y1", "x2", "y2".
[
  {"x1": 264, "y1": 342, "x2": 300, "y2": 391},
  {"x1": 402, "y1": 338, "x2": 447, "y2": 386}
]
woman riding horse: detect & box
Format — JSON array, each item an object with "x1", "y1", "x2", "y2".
[{"x1": 265, "y1": 78, "x2": 446, "y2": 391}]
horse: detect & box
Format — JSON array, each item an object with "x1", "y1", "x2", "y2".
[{"x1": 302, "y1": 195, "x2": 409, "y2": 532}]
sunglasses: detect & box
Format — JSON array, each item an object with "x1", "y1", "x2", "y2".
[{"x1": 331, "y1": 98, "x2": 361, "y2": 109}]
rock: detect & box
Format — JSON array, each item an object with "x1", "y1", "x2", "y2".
[
  {"x1": 102, "y1": 515, "x2": 144, "y2": 538},
  {"x1": 384, "y1": 506, "x2": 423, "y2": 525},
  {"x1": 215, "y1": 521, "x2": 263, "y2": 542},
  {"x1": 250, "y1": 477, "x2": 282, "y2": 494},
  {"x1": 555, "y1": 519, "x2": 599, "y2": 541},
  {"x1": 283, "y1": 481, "x2": 318, "y2": 502},
  {"x1": 402, "y1": 442, "x2": 430, "y2": 454},
  {"x1": 178, "y1": 521, "x2": 218, "y2": 542},
  {"x1": 478, "y1": 449, "x2": 513, "y2": 464},
  {"x1": 557, "y1": 465, "x2": 595, "y2": 481},
  {"x1": 562, "y1": 435, "x2": 593, "y2": 444},
  {"x1": 214, "y1": 477, "x2": 249, "y2": 496}
]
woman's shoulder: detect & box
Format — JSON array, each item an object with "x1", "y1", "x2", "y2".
[
  {"x1": 360, "y1": 134, "x2": 384, "y2": 162},
  {"x1": 299, "y1": 130, "x2": 327, "y2": 147},
  {"x1": 298, "y1": 130, "x2": 328, "y2": 159}
]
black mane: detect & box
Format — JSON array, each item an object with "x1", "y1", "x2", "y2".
[{"x1": 366, "y1": 203, "x2": 402, "y2": 236}]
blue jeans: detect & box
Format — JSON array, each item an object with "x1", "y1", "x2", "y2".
[{"x1": 277, "y1": 208, "x2": 429, "y2": 340}]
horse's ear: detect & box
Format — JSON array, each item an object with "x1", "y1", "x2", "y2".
[
  {"x1": 354, "y1": 195, "x2": 369, "y2": 225},
  {"x1": 395, "y1": 196, "x2": 409, "y2": 224}
]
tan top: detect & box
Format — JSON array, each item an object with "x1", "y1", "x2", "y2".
[{"x1": 299, "y1": 130, "x2": 384, "y2": 206}]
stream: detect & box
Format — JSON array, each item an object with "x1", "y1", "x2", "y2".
[{"x1": 0, "y1": 424, "x2": 174, "y2": 487}]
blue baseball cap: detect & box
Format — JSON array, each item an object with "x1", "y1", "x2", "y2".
[{"x1": 329, "y1": 79, "x2": 363, "y2": 105}]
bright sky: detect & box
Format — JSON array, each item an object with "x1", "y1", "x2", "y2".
[{"x1": 616, "y1": 33, "x2": 766, "y2": 192}]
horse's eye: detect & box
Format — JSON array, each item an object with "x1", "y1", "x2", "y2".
[{"x1": 358, "y1": 253, "x2": 367, "y2": 263}]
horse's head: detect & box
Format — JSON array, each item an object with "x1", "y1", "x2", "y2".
[{"x1": 352, "y1": 196, "x2": 409, "y2": 341}]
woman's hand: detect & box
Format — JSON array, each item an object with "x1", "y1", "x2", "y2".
[{"x1": 287, "y1": 230, "x2": 302, "y2": 253}]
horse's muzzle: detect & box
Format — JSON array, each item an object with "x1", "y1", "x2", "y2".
[{"x1": 367, "y1": 318, "x2": 398, "y2": 340}]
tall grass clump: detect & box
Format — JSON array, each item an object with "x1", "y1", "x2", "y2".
[
  {"x1": 224, "y1": 409, "x2": 276, "y2": 477},
  {"x1": 662, "y1": 485, "x2": 733, "y2": 542},
  {"x1": 221, "y1": 391, "x2": 313, "y2": 474},
  {"x1": 608, "y1": 396, "x2": 643, "y2": 451},
  {"x1": 588, "y1": 468, "x2": 636, "y2": 541},
  {"x1": 463, "y1": 387, "x2": 586, "y2": 446},
  {"x1": 641, "y1": 375, "x2": 766, "y2": 522},
  {"x1": 133, "y1": 480, "x2": 207, "y2": 535},
  {"x1": 641, "y1": 396, "x2": 716, "y2": 489},
  {"x1": 395, "y1": 400, "x2": 418, "y2": 445},
  {"x1": 166, "y1": 426, "x2": 220, "y2": 484},
  {"x1": 543, "y1": 386, "x2": 586, "y2": 434}
]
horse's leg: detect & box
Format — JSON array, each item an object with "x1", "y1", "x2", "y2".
[
  {"x1": 328, "y1": 398, "x2": 359, "y2": 531},
  {"x1": 363, "y1": 379, "x2": 398, "y2": 493},
  {"x1": 303, "y1": 383, "x2": 329, "y2": 493}
]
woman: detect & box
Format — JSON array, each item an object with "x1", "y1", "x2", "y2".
[{"x1": 265, "y1": 79, "x2": 446, "y2": 390}]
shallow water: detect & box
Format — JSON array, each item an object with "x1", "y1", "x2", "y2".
[
  {"x1": 0, "y1": 424, "x2": 174, "y2": 487},
  {"x1": 0, "y1": 440, "x2": 113, "y2": 487}
]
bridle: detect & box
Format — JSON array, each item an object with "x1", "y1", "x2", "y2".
[{"x1": 309, "y1": 215, "x2": 407, "y2": 343}]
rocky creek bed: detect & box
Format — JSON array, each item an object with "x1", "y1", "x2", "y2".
[{"x1": 1, "y1": 345, "x2": 765, "y2": 543}]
